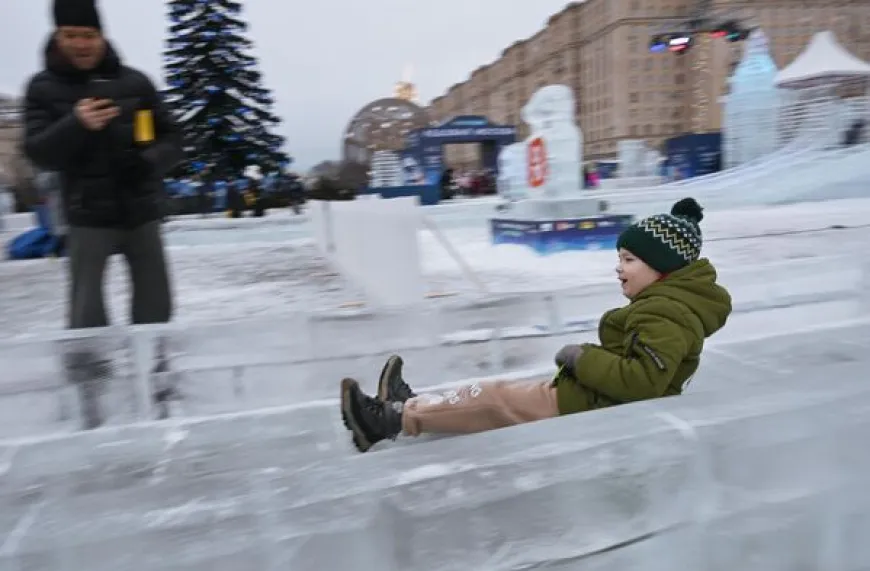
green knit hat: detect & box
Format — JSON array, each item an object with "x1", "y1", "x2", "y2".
[{"x1": 616, "y1": 198, "x2": 704, "y2": 274}]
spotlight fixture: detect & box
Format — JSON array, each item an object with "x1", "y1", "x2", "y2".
[
  {"x1": 668, "y1": 34, "x2": 693, "y2": 53},
  {"x1": 649, "y1": 35, "x2": 669, "y2": 53}
]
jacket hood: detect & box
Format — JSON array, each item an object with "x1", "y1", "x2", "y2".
[
  {"x1": 635, "y1": 258, "x2": 732, "y2": 337},
  {"x1": 43, "y1": 34, "x2": 121, "y2": 80}
]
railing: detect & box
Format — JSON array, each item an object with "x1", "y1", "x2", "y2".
[{"x1": 0, "y1": 255, "x2": 864, "y2": 441}]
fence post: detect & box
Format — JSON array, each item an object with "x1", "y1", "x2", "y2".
[{"x1": 128, "y1": 327, "x2": 156, "y2": 422}]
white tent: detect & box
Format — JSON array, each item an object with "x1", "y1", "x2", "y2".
[{"x1": 775, "y1": 30, "x2": 870, "y2": 88}]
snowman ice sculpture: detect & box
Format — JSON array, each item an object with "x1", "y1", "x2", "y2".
[
  {"x1": 496, "y1": 85, "x2": 584, "y2": 202},
  {"x1": 521, "y1": 85, "x2": 583, "y2": 197}
]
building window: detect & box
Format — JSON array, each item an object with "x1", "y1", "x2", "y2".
[{"x1": 629, "y1": 93, "x2": 639, "y2": 103}]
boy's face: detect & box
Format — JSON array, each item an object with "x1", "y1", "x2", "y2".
[{"x1": 616, "y1": 248, "x2": 662, "y2": 299}]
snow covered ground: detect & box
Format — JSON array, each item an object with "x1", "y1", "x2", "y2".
[{"x1": 1, "y1": 197, "x2": 869, "y2": 339}]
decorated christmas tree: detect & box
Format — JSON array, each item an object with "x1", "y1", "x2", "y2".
[{"x1": 162, "y1": 0, "x2": 290, "y2": 180}]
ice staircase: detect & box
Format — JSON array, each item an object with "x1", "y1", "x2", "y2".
[{"x1": 0, "y1": 255, "x2": 869, "y2": 569}]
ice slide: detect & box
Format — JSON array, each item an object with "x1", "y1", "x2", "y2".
[
  {"x1": 1, "y1": 324, "x2": 869, "y2": 569},
  {"x1": 0, "y1": 245, "x2": 868, "y2": 566},
  {"x1": 583, "y1": 142, "x2": 870, "y2": 216}
]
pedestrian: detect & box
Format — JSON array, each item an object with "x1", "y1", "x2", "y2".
[
  {"x1": 340, "y1": 198, "x2": 733, "y2": 452},
  {"x1": 22, "y1": 0, "x2": 182, "y2": 428}
]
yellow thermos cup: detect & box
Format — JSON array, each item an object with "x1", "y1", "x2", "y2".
[{"x1": 134, "y1": 110, "x2": 155, "y2": 143}]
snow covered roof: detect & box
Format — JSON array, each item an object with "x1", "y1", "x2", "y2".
[{"x1": 775, "y1": 30, "x2": 870, "y2": 88}]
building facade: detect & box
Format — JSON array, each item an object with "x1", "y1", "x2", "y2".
[
  {"x1": 428, "y1": 0, "x2": 870, "y2": 167},
  {"x1": 0, "y1": 94, "x2": 22, "y2": 186}
]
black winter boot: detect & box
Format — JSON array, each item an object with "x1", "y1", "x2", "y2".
[
  {"x1": 341, "y1": 378, "x2": 402, "y2": 452},
  {"x1": 377, "y1": 355, "x2": 416, "y2": 403}
]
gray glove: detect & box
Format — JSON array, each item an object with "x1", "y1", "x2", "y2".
[{"x1": 555, "y1": 344, "x2": 583, "y2": 375}]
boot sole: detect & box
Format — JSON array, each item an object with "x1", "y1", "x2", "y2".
[
  {"x1": 376, "y1": 355, "x2": 403, "y2": 402},
  {"x1": 340, "y1": 378, "x2": 373, "y2": 453}
]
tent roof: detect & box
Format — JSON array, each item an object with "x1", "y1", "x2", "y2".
[{"x1": 775, "y1": 30, "x2": 870, "y2": 88}]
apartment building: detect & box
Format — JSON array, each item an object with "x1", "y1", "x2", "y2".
[
  {"x1": 429, "y1": 0, "x2": 870, "y2": 167},
  {"x1": 0, "y1": 94, "x2": 23, "y2": 187}
]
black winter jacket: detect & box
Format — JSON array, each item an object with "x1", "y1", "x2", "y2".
[{"x1": 22, "y1": 38, "x2": 182, "y2": 228}]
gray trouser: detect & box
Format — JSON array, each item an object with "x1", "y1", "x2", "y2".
[
  {"x1": 67, "y1": 220, "x2": 173, "y2": 328},
  {"x1": 65, "y1": 221, "x2": 173, "y2": 428}
]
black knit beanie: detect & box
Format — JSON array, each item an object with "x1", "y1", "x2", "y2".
[
  {"x1": 53, "y1": 0, "x2": 102, "y2": 30},
  {"x1": 616, "y1": 198, "x2": 704, "y2": 274}
]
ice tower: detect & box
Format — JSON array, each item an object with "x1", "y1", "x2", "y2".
[{"x1": 722, "y1": 29, "x2": 780, "y2": 167}]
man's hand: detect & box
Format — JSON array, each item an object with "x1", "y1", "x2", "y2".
[{"x1": 75, "y1": 98, "x2": 119, "y2": 131}]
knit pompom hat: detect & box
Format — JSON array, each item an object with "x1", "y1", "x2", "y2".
[{"x1": 616, "y1": 198, "x2": 704, "y2": 274}]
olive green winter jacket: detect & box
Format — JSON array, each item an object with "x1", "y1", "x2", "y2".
[{"x1": 555, "y1": 258, "x2": 732, "y2": 415}]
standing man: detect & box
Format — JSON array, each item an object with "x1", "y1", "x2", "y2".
[{"x1": 22, "y1": 0, "x2": 182, "y2": 427}]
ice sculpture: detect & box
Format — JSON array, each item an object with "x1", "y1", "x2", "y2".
[
  {"x1": 722, "y1": 29, "x2": 780, "y2": 167},
  {"x1": 496, "y1": 142, "x2": 527, "y2": 201},
  {"x1": 521, "y1": 85, "x2": 583, "y2": 197},
  {"x1": 616, "y1": 140, "x2": 663, "y2": 178},
  {"x1": 616, "y1": 140, "x2": 659, "y2": 178},
  {"x1": 491, "y1": 86, "x2": 630, "y2": 253},
  {"x1": 496, "y1": 85, "x2": 583, "y2": 203}
]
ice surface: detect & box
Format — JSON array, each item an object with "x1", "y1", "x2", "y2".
[
  {"x1": 0, "y1": 250, "x2": 864, "y2": 438},
  {"x1": 1, "y1": 351, "x2": 869, "y2": 570},
  {"x1": 0, "y1": 329, "x2": 146, "y2": 438},
  {"x1": 2, "y1": 199, "x2": 870, "y2": 341},
  {"x1": 2, "y1": 199, "x2": 870, "y2": 567}
]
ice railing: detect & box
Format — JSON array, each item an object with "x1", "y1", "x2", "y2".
[
  {"x1": 603, "y1": 141, "x2": 867, "y2": 200},
  {"x1": 660, "y1": 125, "x2": 822, "y2": 190},
  {"x1": 0, "y1": 254, "x2": 865, "y2": 441},
  {"x1": 585, "y1": 142, "x2": 870, "y2": 216},
  {"x1": 645, "y1": 94, "x2": 852, "y2": 193},
  {"x1": 0, "y1": 335, "x2": 868, "y2": 570}
]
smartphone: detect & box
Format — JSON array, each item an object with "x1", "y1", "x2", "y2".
[{"x1": 88, "y1": 78, "x2": 115, "y2": 102}]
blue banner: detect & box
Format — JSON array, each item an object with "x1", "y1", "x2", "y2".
[
  {"x1": 404, "y1": 115, "x2": 517, "y2": 183},
  {"x1": 595, "y1": 161, "x2": 619, "y2": 179},
  {"x1": 400, "y1": 150, "x2": 426, "y2": 185},
  {"x1": 490, "y1": 214, "x2": 634, "y2": 255},
  {"x1": 417, "y1": 115, "x2": 516, "y2": 145},
  {"x1": 420, "y1": 143, "x2": 444, "y2": 185},
  {"x1": 664, "y1": 133, "x2": 722, "y2": 179}
]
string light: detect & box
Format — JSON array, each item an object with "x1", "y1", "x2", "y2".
[{"x1": 691, "y1": 33, "x2": 711, "y2": 132}]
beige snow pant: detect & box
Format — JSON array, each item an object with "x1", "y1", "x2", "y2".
[{"x1": 402, "y1": 379, "x2": 559, "y2": 436}]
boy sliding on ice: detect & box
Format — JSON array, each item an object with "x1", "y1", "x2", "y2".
[{"x1": 340, "y1": 198, "x2": 732, "y2": 452}]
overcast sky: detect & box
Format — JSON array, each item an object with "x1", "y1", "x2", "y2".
[{"x1": 1, "y1": 0, "x2": 574, "y2": 170}]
